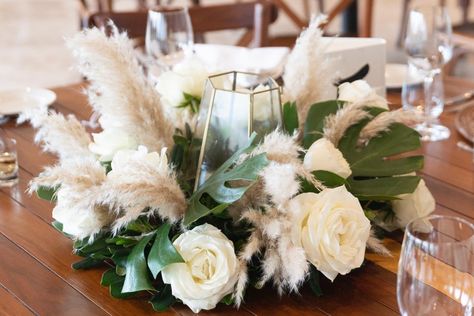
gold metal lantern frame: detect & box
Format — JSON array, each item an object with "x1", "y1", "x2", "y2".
[{"x1": 193, "y1": 71, "x2": 283, "y2": 190}]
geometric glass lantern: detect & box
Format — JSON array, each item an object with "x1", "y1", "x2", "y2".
[{"x1": 193, "y1": 71, "x2": 282, "y2": 190}]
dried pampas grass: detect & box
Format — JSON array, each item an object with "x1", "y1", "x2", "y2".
[
  {"x1": 366, "y1": 230, "x2": 392, "y2": 257},
  {"x1": 358, "y1": 109, "x2": 422, "y2": 145},
  {"x1": 323, "y1": 100, "x2": 372, "y2": 146},
  {"x1": 19, "y1": 107, "x2": 93, "y2": 162},
  {"x1": 98, "y1": 149, "x2": 186, "y2": 232},
  {"x1": 283, "y1": 16, "x2": 334, "y2": 124},
  {"x1": 67, "y1": 25, "x2": 174, "y2": 152}
]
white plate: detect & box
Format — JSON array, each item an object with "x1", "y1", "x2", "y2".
[
  {"x1": 385, "y1": 63, "x2": 424, "y2": 90},
  {"x1": 0, "y1": 88, "x2": 56, "y2": 115}
]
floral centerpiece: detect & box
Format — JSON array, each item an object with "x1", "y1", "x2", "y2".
[{"x1": 24, "y1": 18, "x2": 434, "y2": 314}]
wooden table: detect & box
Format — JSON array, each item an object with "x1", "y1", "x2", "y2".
[{"x1": 0, "y1": 78, "x2": 473, "y2": 315}]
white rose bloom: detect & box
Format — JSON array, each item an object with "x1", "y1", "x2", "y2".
[
  {"x1": 155, "y1": 56, "x2": 209, "y2": 108},
  {"x1": 161, "y1": 224, "x2": 239, "y2": 313},
  {"x1": 53, "y1": 187, "x2": 110, "y2": 239},
  {"x1": 392, "y1": 179, "x2": 435, "y2": 228},
  {"x1": 303, "y1": 138, "x2": 352, "y2": 179},
  {"x1": 289, "y1": 186, "x2": 371, "y2": 281},
  {"x1": 110, "y1": 145, "x2": 168, "y2": 173},
  {"x1": 88, "y1": 128, "x2": 137, "y2": 162},
  {"x1": 338, "y1": 80, "x2": 388, "y2": 109}
]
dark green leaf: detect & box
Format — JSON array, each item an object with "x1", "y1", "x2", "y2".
[
  {"x1": 309, "y1": 267, "x2": 323, "y2": 297},
  {"x1": 282, "y1": 101, "x2": 299, "y2": 135},
  {"x1": 303, "y1": 100, "x2": 343, "y2": 148},
  {"x1": 36, "y1": 185, "x2": 58, "y2": 201},
  {"x1": 52, "y1": 220, "x2": 63, "y2": 232},
  {"x1": 122, "y1": 234, "x2": 155, "y2": 293},
  {"x1": 220, "y1": 294, "x2": 234, "y2": 305},
  {"x1": 149, "y1": 285, "x2": 176, "y2": 312},
  {"x1": 177, "y1": 93, "x2": 201, "y2": 113},
  {"x1": 339, "y1": 119, "x2": 423, "y2": 177},
  {"x1": 110, "y1": 279, "x2": 135, "y2": 299},
  {"x1": 184, "y1": 133, "x2": 269, "y2": 226},
  {"x1": 100, "y1": 161, "x2": 112, "y2": 173},
  {"x1": 347, "y1": 176, "x2": 420, "y2": 200},
  {"x1": 72, "y1": 257, "x2": 104, "y2": 270},
  {"x1": 111, "y1": 250, "x2": 130, "y2": 276},
  {"x1": 101, "y1": 268, "x2": 123, "y2": 286},
  {"x1": 148, "y1": 224, "x2": 184, "y2": 278},
  {"x1": 313, "y1": 170, "x2": 347, "y2": 188}
]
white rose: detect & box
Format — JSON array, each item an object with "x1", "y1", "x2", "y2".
[
  {"x1": 156, "y1": 56, "x2": 209, "y2": 108},
  {"x1": 392, "y1": 179, "x2": 435, "y2": 228},
  {"x1": 289, "y1": 186, "x2": 371, "y2": 281},
  {"x1": 161, "y1": 224, "x2": 239, "y2": 313},
  {"x1": 303, "y1": 138, "x2": 352, "y2": 179},
  {"x1": 110, "y1": 145, "x2": 168, "y2": 173},
  {"x1": 88, "y1": 128, "x2": 137, "y2": 162},
  {"x1": 53, "y1": 187, "x2": 111, "y2": 240},
  {"x1": 338, "y1": 80, "x2": 388, "y2": 109}
]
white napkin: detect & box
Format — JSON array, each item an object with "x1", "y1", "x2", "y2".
[{"x1": 193, "y1": 44, "x2": 290, "y2": 78}]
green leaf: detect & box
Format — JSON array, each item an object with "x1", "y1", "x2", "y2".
[
  {"x1": 309, "y1": 267, "x2": 323, "y2": 297},
  {"x1": 52, "y1": 220, "x2": 63, "y2": 232},
  {"x1": 313, "y1": 170, "x2": 347, "y2": 188},
  {"x1": 149, "y1": 285, "x2": 176, "y2": 312},
  {"x1": 303, "y1": 100, "x2": 343, "y2": 148},
  {"x1": 100, "y1": 161, "x2": 112, "y2": 173},
  {"x1": 111, "y1": 250, "x2": 130, "y2": 276},
  {"x1": 101, "y1": 268, "x2": 122, "y2": 286},
  {"x1": 177, "y1": 92, "x2": 201, "y2": 113},
  {"x1": 282, "y1": 101, "x2": 299, "y2": 135},
  {"x1": 184, "y1": 133, "x2": 269, "y2": 226},
  {"x1": 148, "y1": 224, "x2": 184, "y2": 278},
  {"x1": 36, "y1": 185, "x2": 58, "y2": 201},
  {"x1": 71, "y1": 257, "x2": 104, "y2": 270},
  {"x1": 122, "y1": 234, "x2": 155, "y2": 293},
  {"x1": 339, "y1": 117, "x2": 423, "y2": 177},
  {"x1": 348, "y1": 176, "x2": 420, "y2": 200},
  {"x1": 221, "y1": 294, "x2": 234, "y2": 305}
]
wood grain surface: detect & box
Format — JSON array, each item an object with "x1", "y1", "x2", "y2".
[{"x1": 0, "y1": 78, "x2": 472, "y2": 315}]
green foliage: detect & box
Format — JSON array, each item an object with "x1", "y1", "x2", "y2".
[
  {"x1": 303, "y1": 100, "x2": 342, "y2": 148},
  {"x1": 36, "y1": 185, "x2": 58, "y2": 201},
  {"x1": 313, "y1": 170, "x2": 347, "y2": 188},
  {"x1": 149, "y1": 285, "x2": 176, "y2": 312},
  {"x1": 148, "y1": 223, "x2": 184, "y2": 278},
  {"x1": 303, "y1": 102, "x2": 424, "y2": 200},
  {"x1": 122, "y1": 234, "x2": 155, "y2": 293},
  {"x1": 282, "y1": 101, "x2": 299, "y2": 135},
  {"x1": 308, "y1": 267, "x2": 323, "y2": 297},
  {"x1": 100, "y1": 161, "x2": 112, "y2": 173},
  {"x1": 184, "y1": 133, "x2": 269, "y2": 226},
  {"x1": 177, "y1": 93, "x2": 200, "y2": 113}
]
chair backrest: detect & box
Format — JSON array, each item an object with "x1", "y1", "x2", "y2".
[
  {"x1": 88, "y1": 1, "x2": 278, "y2": 47},
  {"x1": 321, "y1": 0, "x2": 374, "y2": 37}
]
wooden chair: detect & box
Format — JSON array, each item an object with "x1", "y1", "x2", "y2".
[{"x1": 88, "y1": 1, "x2": 278, "y2": 47}]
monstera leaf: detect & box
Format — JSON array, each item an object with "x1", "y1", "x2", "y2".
[
  {"x1": 304, "y1": 102, "x2": 424, "y2": 199},
  {"x1": 184, "y1": 133, "x2": 269, "y2": 226}
]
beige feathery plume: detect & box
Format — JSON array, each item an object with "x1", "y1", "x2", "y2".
[
  {"x1": 30, "y1": 157, "x2": 113, "y2": 241},
  {"x1": 366, "y1": 229, "x2": 392, "y2": 257},
  {"x1": 283, "y1": 15, "x2": 334, "y2": 124},
  {"x1": 323, "y1": 100, "x2": 372, "y2": 146},
  {"x1": 67, "y1": 26, "x2": 174, "y2": 152},
  {"x1": 19, "y1": 107, "x2": 93, "y2": 161},
  {"x1": 98, "y1": 149, "x2": 186, "y2": 232},
  {"x1": 358, "y1": 109, "x2": 422, "y2": 145}
]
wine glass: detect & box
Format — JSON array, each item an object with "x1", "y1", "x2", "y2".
[
  {"x1": 397, "y1": 215, "x2": 474, "y2": 316},
  {"x1": 145, "y1": 6, "x2": 194, "y2": 72},
  {"x1": 403, "y1": 4, "x2": 453, "y2": 141}
]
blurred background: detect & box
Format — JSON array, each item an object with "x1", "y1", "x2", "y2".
[{"x1": 1, "y1": 0, "x2": 473, "y2": 89}]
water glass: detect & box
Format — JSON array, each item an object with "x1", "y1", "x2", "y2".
[
  {"x1": 397, "y1": 215, "x2": 474, "y2": 315},
  {"x1": 0, "y1": 136, "x2": 18, "y2": 187},
  {"x1": 404, "y1": 4, "x2": 453, "y2": 141},
  {"x1": 145, "y1": 7, "x2": 194, "y2": 72}
]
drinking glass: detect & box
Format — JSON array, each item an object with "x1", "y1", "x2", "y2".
[
  {"x1": 145, "y1": 7, "x2": 194, "y2": 71},
  {"x1": 403, "y1": 4, "x2": 453, "y2": 141},
  {"x1": 397, "y1": 215, "x2": 474, "y2": 316},
  {"x1": 0, "y1": 136, "x2": 18, "y2": 187}
]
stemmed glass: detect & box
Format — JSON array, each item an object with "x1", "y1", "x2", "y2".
[
  {"x1": 397, "y1": 215, "x2": 474, "y2": 315},
  {"x1": 403, "y1": 4, "x2": 453, "y2": 141},
  {"x1": 145, "y1": 7, "x2": 194, "y2": 73}
]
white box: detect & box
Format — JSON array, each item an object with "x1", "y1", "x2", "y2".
[{"x1": 323, "y1": 37, "x2": 386, "y2": 98}]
